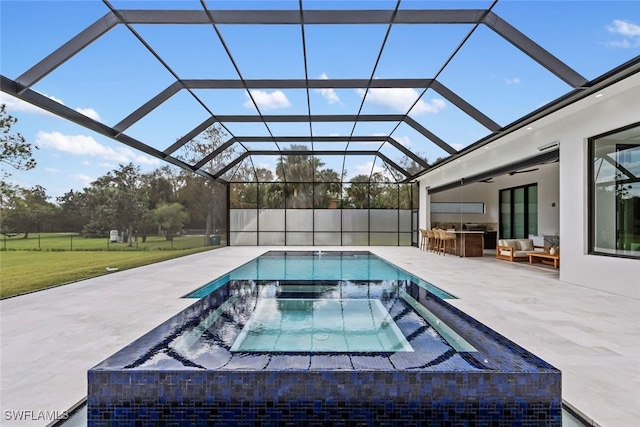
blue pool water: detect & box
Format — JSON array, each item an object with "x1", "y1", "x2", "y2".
[
  {"x1": 185, "y1": 250, "x2": 455, "y2": 299},
  {"x1": 230, "y1": 297, "x2": 414, "y2": 353}
]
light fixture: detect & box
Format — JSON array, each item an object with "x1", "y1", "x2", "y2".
[
  {"x1": 595, "y1": 93, "x2": 604, "y2": 98},
  {"x1": 526, "y1": 126, "x2": 533, "y2": 130}
]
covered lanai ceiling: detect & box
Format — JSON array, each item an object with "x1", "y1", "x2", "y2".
[{"x1": 2, "y1": 0, "x2": 639, "y2": 184}]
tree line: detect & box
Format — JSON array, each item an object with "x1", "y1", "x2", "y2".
[
  {"x1": 0, "y1": 121, "x2": 234, "y2": 242},
  {"x1": 1, "y1": 105, "x2": 425, "y2": 243}
]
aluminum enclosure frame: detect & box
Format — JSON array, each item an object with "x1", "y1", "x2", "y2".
[{"x1": 0, "y1": 1, "x2": 597, "y2": 187}]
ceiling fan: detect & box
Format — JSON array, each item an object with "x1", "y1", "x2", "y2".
[
  {"x1": 508, "y1": 168, "x2": 539, "y2": 176},
  {"x1": 478, "y1": 177, "x2": 495, "y2": 183}
]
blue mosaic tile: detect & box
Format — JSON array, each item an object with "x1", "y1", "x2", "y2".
[{"x1": 88, "y1": 261, "x2": 561, "y2": 426}]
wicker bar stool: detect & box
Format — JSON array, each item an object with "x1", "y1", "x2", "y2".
[
  {"x1": 440, "y1": 230, "x2": 458, "y2": 255},
  {"x1": 419, "y1": 229, "x2": 429, "y2": 250},
  {"x1": 439, "y1": 230, "x2": 457, "y2": 256},
  {"x1": 426, "y1": 229, "x2": 436, "y2": 252},
  {"x1": 431, "y1": 229, "x2": 442, "y2": 254}
]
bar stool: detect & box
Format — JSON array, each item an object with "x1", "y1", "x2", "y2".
[
  {"x1": 426, "y1": 229, "x2": 436, "y2": 252},
  {"x1": 439, "y1": 230, "x2": 457, "y2": 256},
  {"x1": 419, "y1": 229, "x2": 428, "y2": 250},
  {"x1": 431, "y1": 228, "x2": 440, "y2": 252}
]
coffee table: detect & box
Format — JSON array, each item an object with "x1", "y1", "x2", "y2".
[{"x1": 528, "y1": 251, "x2": 559, "y2": 268}]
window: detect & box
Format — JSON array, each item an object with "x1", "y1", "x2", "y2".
[
  {"x1": 589, "y1": 123, "x2": 640, "y2": 258},
  {"x1": 499, "y1": 184, "x2": 537, "y2": 239},
  {"x1": 430, "y1": 202, "x2": 485, "y2": 214}
]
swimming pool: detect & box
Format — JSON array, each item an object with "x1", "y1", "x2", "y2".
[
  {"x1": 185, "y1": 250, "x2": 456, "y2": 300},
  {"x1": 88, "y1": 251, "x2": 561, "y2": 425}
]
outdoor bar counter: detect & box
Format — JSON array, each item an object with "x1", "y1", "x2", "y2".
[{"x1": 450, "y1": 230, "x2": 485, "y2": 257}]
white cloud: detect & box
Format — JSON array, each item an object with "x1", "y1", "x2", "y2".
[
  {"x1": 315, "y1": 72, "x2": 341, "y2": 104},
  {"x1": 44, "y1": 167, "x2": 60, "y2": 173},
  {"x1": 0, "y1": 92, "x2": 100, "y2": 120},
  {"x1": 244, "y1": 90, "x2": 291, "y2": 110},
  {"x1": 352, "y1": 134, "x2": 384, "y2": 146},
  {"x1": 607, "y1": 39, "x2": 633, "y2": 48},
  {"x1": 45, "y1": 94, "x2": 65, "y2": 104},
  {"x1": 357, "y1": 88, "x2": 446, "y2": 115},
  {"x1": 36, "y1": 131, "x2": 160, "y2": 166},
  {"x1": 606, "y1": 19, "x2": 640, "y2": 48},
  {"x1": 329, "y1": 133, "x2": 340, "y2": 137},
  {"x1": 354, "y1": 161, "x2": 385, "y2": 176},
  {"x1": 99, "y1": 162, "x2": 115, "y2": 168},
  {"x1": 504, "y1": 77, "x2": 521, "y2": 85},
  {"x1": 608, "y1": 19, "x2": 640, "y2": 36},
  {"x1": 71, "y1": 173, "x2": 94, "y2": 187},
  {"x1": 82, "y1": 160, "x2": 91, "y2": 166},
  {"x1": 75, "y1": 107, "x2": 101, "y2": 121},
  {"x1": 394, "y1": 136, "x2": 412, "y2": 148},
  {"x1": 411, "y1": 97, "x2": 446, "y2": 115},
  {"x1": 0, "y1": 92, "x2": 54, "y2": 116},
  {"x1": 451, "y1": 143, "x2": 465, "y2": 151}
]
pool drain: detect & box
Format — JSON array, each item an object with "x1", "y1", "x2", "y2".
[{"x1": 314, "y1": 333, "x2": 329, "y2": 341}]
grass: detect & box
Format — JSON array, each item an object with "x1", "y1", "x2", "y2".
[
  {"x1": 1, "y1": 232, "x2": 212, "y2": 251},
  {"x1": 0, "y1": 246, "x2": 217, "y2": 299}
]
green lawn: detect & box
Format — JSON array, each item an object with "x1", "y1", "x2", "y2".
[
  {"x1": 0, "y1": 247, "x2": 216, "y2": 298},
  {"x1": 1, "y1": 233, "x2": 211, "y2": 251}
]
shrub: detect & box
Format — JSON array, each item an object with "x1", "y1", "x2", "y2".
[{"x1": 81, "y1": 221, "x2": 110, "y2": 238}]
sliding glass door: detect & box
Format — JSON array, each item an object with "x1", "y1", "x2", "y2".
[{"x1": 499, "y1": 184, "x2": 538, "y2": 239}]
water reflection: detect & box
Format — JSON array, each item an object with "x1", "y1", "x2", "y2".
[{"x1": 125, "y1": 279, "x2": 482, "y2": 372}]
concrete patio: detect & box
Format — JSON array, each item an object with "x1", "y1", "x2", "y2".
[{"x1": 1, "y1": 246, "x2": 638, "y2": 426}]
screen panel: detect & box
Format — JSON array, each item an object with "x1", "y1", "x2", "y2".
[
  {"x1": 313, "y1": 232, "x2": 342, "y2": 246},
  {"x1": 342, "y1": 232, "x2": 369, "y2": 246},
  {"x1": 315, "y1": 210, "x2": 341, "y2": 232},
  {"x1": 230, "y1": 209, "x2": 258, "y2": 232},
  {"x1": 371, "y1": 210, "x2": 399, "y2": 232},
  {"x1": 286, "y1": 232, "x2": 313, "y2": 246},
  {"x1": 230, "y1": 232, "x2": 257, "y2": 246},
  {"x1": 370, "y1": 232, "x2": 399, "y2": 246},
  {"x1": 342, "y1": 210, "x2": 369, "y2": 232},
  {"x1": 258, "y1": 209, "x2": 285, "y2": 232},
  {"x1": 259, "y1": 232, "x2": 285, "y2": 246},
  {"x1": 286, "y1": 210, "x2": 313, "y2": 231}
]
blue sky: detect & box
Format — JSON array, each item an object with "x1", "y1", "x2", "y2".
[{"x1": 1, "y1": 0, "x2": 639, "y2": 197}]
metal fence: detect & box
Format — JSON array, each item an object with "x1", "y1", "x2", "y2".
[{"x1": 1, "y1": 233, "x2": 226, "y2": 251}]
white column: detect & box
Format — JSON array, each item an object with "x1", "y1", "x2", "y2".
[{"x1": 420, "y1": 183, "x2": 431, "y2": 230}]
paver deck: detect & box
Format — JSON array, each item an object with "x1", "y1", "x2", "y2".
[{"x1": 1, "y1": 246, "x2": 638, "y2": 426}]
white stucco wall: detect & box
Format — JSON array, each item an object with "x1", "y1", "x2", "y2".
[
  {"x1": 417, "y1": 72, "x2": 639, "y2": 299},
  {"x1": 556, "y1": 85, "x2": 639, "y2": 299}
]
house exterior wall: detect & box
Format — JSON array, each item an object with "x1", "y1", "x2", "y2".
[
  {"x1": 417, "y1": 72, "x2": 639, "y2": 299},
  {"x1": 557, "y1": 85, "x2": 639, "y2": 299}
]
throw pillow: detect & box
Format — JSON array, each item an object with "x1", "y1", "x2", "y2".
[{"x1": 518, "y1": 239, "x2": 534, "y2": 251}]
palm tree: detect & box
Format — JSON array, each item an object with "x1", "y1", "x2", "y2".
[
  {"x1": 314, "y1": 168, "x2": 342, "y2": 208},
  {"x1": 263, "y1": 183, "x2": 285, "y2": 208},
  {"x1": 276, "y1": 145, "x2": 320, "y2": 208},
  {"x1": 344, "y1": 175, "x2": 370, "y2": 209}
]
